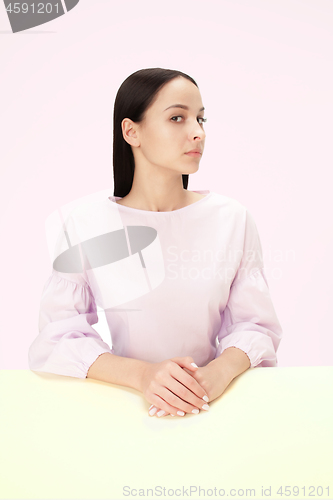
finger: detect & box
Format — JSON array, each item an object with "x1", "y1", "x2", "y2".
[
  {"x1": 159, "y1": 380, "x2": 209, "y2": 415},
  {"x1": 150, "y1": 394, "x2": 190, "y2": 417},
  {"x1": 170, "y1": 363, "x2": 210, "y2": 402},
  {"x1": 171, "y1": 356, "x2": 199, "y2": 372},
  {"x1": 148, "y1": 405, "x2": 170, "y2": 418}
]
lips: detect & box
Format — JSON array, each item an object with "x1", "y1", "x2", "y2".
[{"x1": 185, "y1": 150, "x2": 202, "y2": 157}]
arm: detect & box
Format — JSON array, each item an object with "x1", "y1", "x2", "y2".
[
  {"x1": 214, "y1": 208, "x2": 283, "y2": 368},
  {"x1": 198, "y1": 211, "x2": 282, "y2": 398},
  {"x1": 28, "y1": 270, "x2": 113, "y2": 379},
  {"x1": 209, "y1": 346, "x2": 251, "y2": 384},
  {"x1": 215, "y1": 267, "x2": 283, "y2": 368},
  {"x1": 86, "y1": 352, "x2": 149, "y2": 391},
  {"x1": 194, "y1": 210, "x2": 282, "y2": 399},
  {"x1": 88, "y1": 353, "x2": 210, "y2": 417}
]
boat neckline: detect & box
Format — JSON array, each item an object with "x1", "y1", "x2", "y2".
[{"x1": 107, "y1": 190, "x2": 213, "y2": 214}]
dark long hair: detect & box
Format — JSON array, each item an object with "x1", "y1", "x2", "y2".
[{"x1": 112, "y1": 68, "x2": 198, "y2": 197}]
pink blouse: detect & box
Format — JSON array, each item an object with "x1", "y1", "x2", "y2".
[{"x1": 28, "y1": 190, "x2": 283, "y2": 378}]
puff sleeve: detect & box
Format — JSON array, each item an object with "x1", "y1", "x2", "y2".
[
  {"x1": 28, "y1": 269, "x2": 114, "y2": 379},
  {"x1": 215, "y1": 209, "x2": 283, "y2": 367}
]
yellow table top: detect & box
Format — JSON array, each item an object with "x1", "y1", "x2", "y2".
[{"x1": 0, "y1": 367, "x2": 332, "y2": 500}]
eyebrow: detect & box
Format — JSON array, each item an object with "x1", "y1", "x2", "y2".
[{"x1": 164, "y1": 104, "x2": 205, "y2": 112}]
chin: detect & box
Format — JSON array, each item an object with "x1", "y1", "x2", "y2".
[
  {"x1": 167, "y1": 160, "x2": 200, "y2": 175},
  {"x1": 183, "y1": 163, "x2": 200, "y2": 174}
]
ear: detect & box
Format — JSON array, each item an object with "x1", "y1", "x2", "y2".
[{"x1": 121, "y1": 118, "x2": 140, "y2": 148}]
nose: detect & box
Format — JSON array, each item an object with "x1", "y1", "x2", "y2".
[{"x1": 191, "y1": 119, "x2": 206, "y2": 141}]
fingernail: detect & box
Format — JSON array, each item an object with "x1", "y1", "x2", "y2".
[
  {"x1": 192, "y1": 409, "x2": 199, "y2": 414},
  {"x1": 202, "y1": 404, "x2": 209, "y2": 411},
  {"x1": 171, "y1": 414, "x2": 175, "y2": 417},
  {"x1": 149, "y1": 404, "x2": 154, "y2": 410},
  {"x1": 157, "y1": 410, "x2": 165, "y2": 417},
  {"x1": 177, "y1": 411, "x2": 185, "y2": 416},
  {"x1": 203, "y1": 395, "x2": 209, "y2": 402},
  {"x1": 149, "y1": 407, "x2": 157, "y2": 416},
  {"x1": 191, "y1": 362, "x2": 198, "y2": 368}
]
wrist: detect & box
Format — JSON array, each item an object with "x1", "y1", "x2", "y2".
[
  {"x1": 137, "y1": 360, "x2": 153, "y2": 393},
  {"x1": 212, "y1": 347, "x2": 251, "y2": 383}
]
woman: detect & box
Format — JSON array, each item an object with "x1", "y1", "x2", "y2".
[{"x1": 28, "y1": 68, "x2": 283, "y2": 418}]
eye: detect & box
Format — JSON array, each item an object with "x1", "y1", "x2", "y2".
[
  {"x1": 198, "y1": 117, "x2": 207, "y2": 125},
  {"x1": 171, "y1": 116, "x2": 184, "y2": 122},
  {"x1": 170, "y1": 116, "x2": 208, "y2": 124}
]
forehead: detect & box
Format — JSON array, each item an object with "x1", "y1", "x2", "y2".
[{"x1": 151, "y1": 77, "x2": 203, "y2": 110}]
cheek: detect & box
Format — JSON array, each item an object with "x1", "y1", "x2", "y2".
[
  {"x1": 144, "y1": 126, "x2": 179, "y2": 154},
  {"x1": 140, "y1": 129, "x2": 167, "y2": 160}
]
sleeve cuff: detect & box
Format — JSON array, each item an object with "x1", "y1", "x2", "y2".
[{"x1": 215, "y1": 332, "x2": 277, "y2": 368}]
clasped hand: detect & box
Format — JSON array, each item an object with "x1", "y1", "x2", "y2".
[{"x1": 140, "y1": 356, "x2": 231, "y2": 418}]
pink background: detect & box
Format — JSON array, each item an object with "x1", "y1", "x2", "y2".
[{"x1": 1, "y1": 0, "x2": 332, "y2": 369}]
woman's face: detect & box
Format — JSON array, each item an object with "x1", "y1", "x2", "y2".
[{"x1": 131, "y1": 76, "x2": 206, "y2": 175}]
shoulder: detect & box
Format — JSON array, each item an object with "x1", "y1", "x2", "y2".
[
  {"x1": 63, "y1": 198, "x2": 112, "y2": 246},
  {"x1": 66, "y1": 198, "x2": 109, "y2": 228},
  {"x1": 207, "y1": 192, "x2": 260, "y2": 233},
  {"x1": 68, "y1": 198, "x2": 105, "y2": 218},
  {"x1": 209, "y1": 191, "x2": 247, "y2": 215}
]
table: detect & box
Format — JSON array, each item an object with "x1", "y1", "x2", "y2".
[{"x1": 0, "y1": 367, "x2": 332, "y2": 500}]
